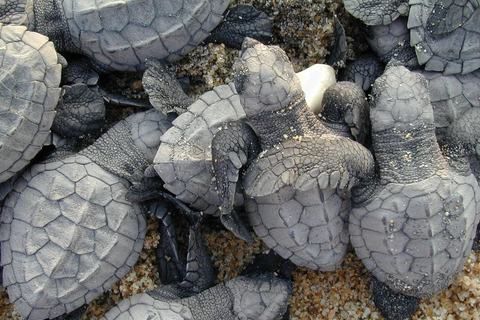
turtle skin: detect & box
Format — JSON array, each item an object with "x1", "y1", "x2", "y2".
[
  {"x1": 349, "y1": 64, "x2": 480, "y2": 319},
  {"x1": 0, "y1": 154, "x2": 147, "y2": 320},
  {"x1": 0, "y1": 23, "x2": 62, "y2": 183}
]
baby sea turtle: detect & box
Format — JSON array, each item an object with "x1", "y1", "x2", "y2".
[
  {"x1": 343, "y1": 0, "x2": 409, "y2": 26},
  {"x1": 343, "y1": 0, "x2": 480, "y2": 74},
  {"x1": 414, "y1": 69, "x2": 480, "y2": 140},
  {"x1": 102, "y1": 209, "x2": 292, "y2": 320},
  {"x1": 0, "y1": 108, "x2": 173, "y2": 319},
  {"x1": 211, "y1": 38, "x2": 374, "y2": 269},
  {"x1": 0, "y1": 0, "x2": 271, "y2": 72},
  {"x1": 152, "y1": 59, "x2": 337, "y2": 224},
  {"x1": 0, "y1": 23, "x2": 108, "y2": 186},
  {"x1": 349, "y1": 64, "x2": 480, "y2": 319}
]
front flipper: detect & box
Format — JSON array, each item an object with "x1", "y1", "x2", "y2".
[
  {"x1": 211, "y1": 121, "x2": 260, "y2": 243},
  {"x1": 207, "y1": 4, "x2": 272, "y2": 49},
  {"x1": 142, "y1": 58, "x2": 194, "y2": 115},
  {"x1": 52, "y1": 83, "x2": 105, "y2": 138},
  {"x1": 243, "y1": 135, "x2": 375, "y2": 198}
]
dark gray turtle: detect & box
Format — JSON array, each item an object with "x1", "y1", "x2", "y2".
[
  {"x1": 0, "y1": 0, "x2": 271, "y2": 72},
  {"x1": 210, "y1": 38, "x2": 374, "y2": 270},
  {"x1": 0, "y1": 108, "x2": 173, "y2": 319},
  {"x1": 349, "y1": 64, "x2": 480, "y2": 319},
  {"x1": 101, "y1": 209, "x2": 292, "y2": 320}
]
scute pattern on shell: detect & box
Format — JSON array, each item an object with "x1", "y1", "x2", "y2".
[
  {"x1": 63, "y1": 0, "x2": 231, "y2": 71},
  {"x1": 247, "y1": 185, "x2": 350, "y2": 270},
  {"x1": 415, "y1": 69, "x2": 480, "y2": 134},
  {"x1": 0, "y1": 155, "x2": 146, "y2": 319},
  {"x1": 350, "y1": 173, "x2": 480, "y2": 297},
  {"x1": 154, "y1": 82, "x2": 245, "y2": 215},
  {"x1": 0, "y1": 24, "x2": 62, "y2": 183},
  {"x1": 409, "y1": 0, "x2": 480, "y2": 74}
]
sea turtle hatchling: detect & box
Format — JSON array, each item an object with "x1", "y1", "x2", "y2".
[
  {"x1": 102, "y1": 207, "x2": 292, "y2": 320},
  {"x1": 151, "y1": 58, "x2": 337, "y2": 236},
  {"x1": 0, "y1": 108, "x2": 173, "y2": 319},
  {"x1": 0, "y1": 23, "x2": 110, "y2": 187},
  {"x1": 349, "y1": 64, "x2": 480, "y2": 319},
  {"x1": 210, "y1": 38, "x2": 374, "y2": 270},
  {"x1": 0, "y1": 0, "x2": 271, "y2": 72},
  {"x1": 343, "y1": 0, "x2": 480, "y2": 75}
]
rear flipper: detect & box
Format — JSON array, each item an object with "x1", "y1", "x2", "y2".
[
  {"x1": 211, "y1": 121, "x2": 261, "y2": 243},
  {"x1": 207, "y1": 4, "x2": 272, "y2": 49}
]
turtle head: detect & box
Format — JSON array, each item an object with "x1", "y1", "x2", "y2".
[
  {"x1": 0, "y1": 0, "x2": 34, "y2": 28},
  {"x1": 234, "y1": 38, "x2": 303, "y2": 117},
  {"x1": 370, "y1": 64, "x2": 434, "y2": 134}
]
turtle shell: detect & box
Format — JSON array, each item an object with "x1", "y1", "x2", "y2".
[
  {"x1": 0, "y1": 24, "x2": 62, "y2": 183},
  {"x1": 63, "y1": 0, "x2": 231, "y2": 71},
  {"x1": 246, "y1": 185, "x2": 350, "y2": 271},
  {"x1": 154, "y1": 82, "x2": 245, "y2": 215},
  {"x1": 409, "y1": 0, "x2": 480, "y2": 74},
  {"x1": 0, "y1": 155, "x2": 146, "y2": 319},
  {"x1": 350, "y1": 170, "x2": 480, "y2": 298},
  {"x1": 415, "y1": 69, "x2": 480, "y2": 138}
]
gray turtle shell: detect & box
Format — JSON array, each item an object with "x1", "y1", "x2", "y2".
[
  {"x1": 154, "y1": 82, "x2": 245, "y2": 216},
  {"x1": 0, "y1": 24, "x2": 62, "y2": 183},
  {"x1": 0, "y1": 154, "x2": 146, "y2": 319},
  {"x1": 415, "y1": 69, "x2": 480, "y2": 137},
  {"x1": 63, "y1": 0, "x2": 231, "y2": 71},
  {"x1": 350, "y1": 172, "x2": 480, "y2": 297},
  {"x1": 409, "y1": 0, "x2": 480, "y2": 74}
]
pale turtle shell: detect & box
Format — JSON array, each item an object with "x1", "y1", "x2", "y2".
[
  {"x1": 0, "y1": 24, "x2": 62, "y2": 183},
  {"x1": 63, "y1": 0, "x2": 231, "y2": 71},
  {"x1": 0, "y1": 154, "x2": 146, "y2": 319},
  {"x1": 154, "y1": 82, "x2": 245, "y2": 215}
]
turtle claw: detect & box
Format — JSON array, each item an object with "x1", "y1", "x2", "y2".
[{"x1": 220, "y1": 211, "x2": 255, "y2": 244}]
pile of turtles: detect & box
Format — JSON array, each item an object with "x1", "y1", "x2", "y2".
[{"x1": 0, "y1": 0, "x2": 480, "y2": 320}]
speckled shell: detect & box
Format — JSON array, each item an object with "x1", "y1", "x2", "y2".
[
  {"x1": 0, "y1": 155, "x2": 146, "y2": 319},
  {"x1": 409, "y1": 0, "x2": 480, "y2": 75},
  {"x1": 154, "y1": 83, "x2": 245, "y2": 215},
  {"x1": 0, "y1": 24, "x2": 62, "y2": 183},
  {"x1": 350, "y1": 170, "x2": 480, "y2": 298},
  {"x1": 415, "y1": 69, "x2": 480, "y2": 135},
  {"x1": 63, "y1": 0, "x2": 231, "y2": 71},
  {"x1": 246, "y1": 185, "x2": 350, "y2": 271}
]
